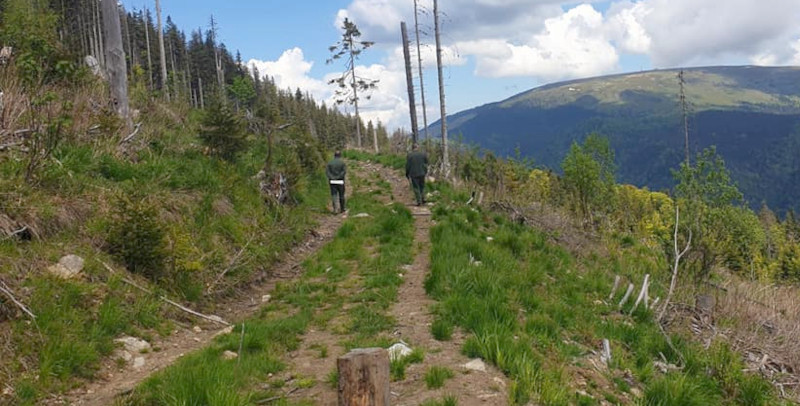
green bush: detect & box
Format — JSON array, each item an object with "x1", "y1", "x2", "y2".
[
  {"x1": 199, "y1": 100, "x2": 247, "y2": 162},
  {"x1": 106, "y1": 196, "x2": 167, "y2": 280}
]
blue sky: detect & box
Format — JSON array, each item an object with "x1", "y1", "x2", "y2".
[{"x1": 121, "y1": 0, "x2": 800, "y2": 130}]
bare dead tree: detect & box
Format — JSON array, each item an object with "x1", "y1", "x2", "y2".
[
  {"x1": 144, "y1": 8, "x2": 154, "y2": 90},
  {"x1": 413, "y1": 0, "x2": 429, "y2": 144},
  {"x1": 679, "y1": 70, "x2": 690, "y2": 165},
  {"x1": 101, "y1": 0, "x2": 130, "y2": 128},
  {"x1": 209, "y1": 16, "x2": 225, "y2": 94},
  {"x1": 155, "y1": 0, "x2": 169, "y2": 101},
  {"x1": 401, "y1": 22, "x2": 419, "y2": 146},
  {"x1": 434, "y1": 0, "x2": 449, "y2": 176},
  {"x1": 659, "y1": 205, "x2": 692, "y2": 321}
]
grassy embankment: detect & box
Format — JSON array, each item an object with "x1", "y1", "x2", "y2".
[
  {"x1": 425, "y1": 184, "x2": 788, "y2": 405},
  {"x1": 0, "y1": 109, "x2": 330, "y2": 404},
  {"x1": 123, "y1": 172, "x2": 417, "y2": 405}
]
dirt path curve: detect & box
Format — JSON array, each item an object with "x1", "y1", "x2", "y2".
[
  {"x1": 56, "y1": 176, "x2": 355, "y2": 406},
  {"x1": 285, "y1": 163, "x2": 509, "y2": 405}
]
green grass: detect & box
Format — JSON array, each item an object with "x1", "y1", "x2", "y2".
[
  {"x1": 1, "y1": 115, "x2": 332, "y2": 402},
  {"x1": 343, "y1": 150, "x2": 405, "y2": 170},
  {"x1": 425, "y1": 366, "x2": 455, "y2": 389},
  {"x1": 421, "y1": 394, "x2": 458, "y2": 406},
  {"x1": 390, "y1": 348, "x2": 425, "y2": 381},
  {"x1": 124, "y1": 187, "x2": 417, "y2": 403},
  {"x1": 426, "y1": 189, "x2": 785, "y2": 405}
]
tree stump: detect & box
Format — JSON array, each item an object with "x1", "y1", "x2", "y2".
[
  {"x1": 337, "y1": 348, "x2": 390, "y2": 406},
  {"x1": 695, "y1": 294, "x2": 715, "y2": 324}
]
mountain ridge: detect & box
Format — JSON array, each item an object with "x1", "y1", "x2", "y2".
[{"x1": 432, "y1": 65, "x2": 800, "y2": 213}]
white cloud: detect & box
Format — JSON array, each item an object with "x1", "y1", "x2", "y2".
[
  {"x1": 606, "y1": 1, "x2": 651, "y2": 54},
  {"x1": 248, "y1": 47, "x2": 411, "y2": 129},
  {"x1": 247, "y1": 48, "x2": 328, "y2": 100},
  {"x1": 457, "y1": 5, "x2": 619, "y2": 80},
  {"x1": 616, "y1": 0, "x2": 800, "y2": 67}
]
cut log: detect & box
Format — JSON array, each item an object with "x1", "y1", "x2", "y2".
[{"x1": 337, "y1": 348, "x2": 390, "y2": 406}]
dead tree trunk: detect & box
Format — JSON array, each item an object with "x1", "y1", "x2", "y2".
[
  {"x1": 401, "y1": 22, "x2": 419, "y2": 146},
  {"x1": 679, "y1": 70, "x2": 690, "y2": 165},
  {"x1": 145, "y1": 8, "x2": 153, "y2": 90},
  {"x1": 413, "y1": 0, "x2": 429, "y2": 146},
  {"x1": 101, "y1": 0, "x2": 130, "y2": 128},
  {"x1": 433, "y1": 0, "x2": 449, "y2": 176},
  {"x1": 659, "y1": 205, "x2": 692, "y2": 321},
  {"x1": 155, "y1": 0, "x2": 169, "y2": 102},
  {"x1": 337, "y1": 348, "x2": 390, "y2": 406}
]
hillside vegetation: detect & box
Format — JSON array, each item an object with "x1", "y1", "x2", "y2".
[
  {"x1": 0, "y1": 0, "x2": 382, "y2": 402},
  {"x1": 439, "y1": 66, "x2": 800, "y2": 213}
]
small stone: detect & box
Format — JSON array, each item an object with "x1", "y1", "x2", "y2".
[
  {"x1": 486, "y1": 237, "x2": 494, "y2": 242},
  {"x1": 213, "y1": 326, "x2": 234, "y2": 338},
  {"x1": 262, "y1": 294, "x2": 272, "y2": 303},
  {"x1": 59, "y1": 254, "x2": 84, "y2": 273},
  {"x1": 114, "y1": 336, "x2": 151, "y2": 353},
  {"x1": 132, "y1": 357, "x2": 145, "y2": 369},
  {"x1": 354, "y1": 213, "x2": 371, "y2": 218},
  {"x1": 463, "y1": 359, "x2": 487, "y2": 372},
  {"x1": 87, "y1": 389, "x2": 94, "y2": 394},
  {"x1": 113, "y1": 349, "x2": 133, "y2": 362},
  {"x1": 193, "y1": 326, "x2": 202, "y2": 333},
  {"x1": 222, "y1": 350, "x2": 238, "y2": 360},
  {"x1": 387, "y1": 342, "x2": 413, "y2": 361},
  {"x1": 492, "y1": 377, "x2": 506, "y2": 388},
  {"x1": 193, "y1": 337, "x2": 201, "y2": 342}
]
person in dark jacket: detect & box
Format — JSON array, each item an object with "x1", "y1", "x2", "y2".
[
  {"x1": 326, "y1": 150, "x2": 347, "y2": 213},
  {"x1": 405, "y1": 144, "x2": 429, "y2": 206}
]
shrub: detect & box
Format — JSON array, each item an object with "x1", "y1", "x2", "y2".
[
  {"x1": 106, "y1": 196, "x2": 167, "y2": 280},
  {"x1": 199, "y1": 100, "x2": 246, "y2": 162}
]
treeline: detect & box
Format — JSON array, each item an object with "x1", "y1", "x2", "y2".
[{"x1": 0, "y1": 0, "x2": 388, "y2": 151}]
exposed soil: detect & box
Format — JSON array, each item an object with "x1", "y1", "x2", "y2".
[{"x1": 284, "y1": 163, "x2": 509, "y2": 405}]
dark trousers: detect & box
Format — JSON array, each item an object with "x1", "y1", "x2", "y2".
[
  {"x1": 410, "y1": 176, "x2": 425, "y2": 205},
  {"x1": 330, "y1": 183, "x2": 345, "y2": 213}
]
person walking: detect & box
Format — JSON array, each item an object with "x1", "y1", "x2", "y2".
[
  {"x1": 326, "y1": 150, "x2": 347, "y2": 213},
  {"x1": 405, "y1": 144, "x2": 429, "y2": 206}
]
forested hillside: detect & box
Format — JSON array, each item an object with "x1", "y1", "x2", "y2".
[{"x1": 437, "y1": 66, "x2": 800, "y2": 213}]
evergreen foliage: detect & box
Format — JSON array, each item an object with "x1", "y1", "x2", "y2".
[{"x1": 199, "y1": 99, "x2": 246, "y2": 161}]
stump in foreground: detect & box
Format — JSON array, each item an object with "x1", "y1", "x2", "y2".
[{"x1": 337, "y1": 348, "x2": 390, "y2": 406}]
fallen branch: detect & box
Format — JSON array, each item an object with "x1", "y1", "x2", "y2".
[
  {"x1": 0, "y1": 141, "x2": 23, "y2": 151},
  {"x1": 101, "y1": 261, "x2": 230, "y2": 326},
  {"x1": 119, "y1": 122, "x2": 142, "y2": 144},
  {"x1": 256, "y1": 387, "x2": 300, "y2": 404},
  {"x1": 0, "y1": 279, "x2": 36, "y2": 320}
]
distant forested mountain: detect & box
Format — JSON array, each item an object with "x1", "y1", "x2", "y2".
[{"x1": 434, "y1": 66, "x2": 800, "y2": 213}]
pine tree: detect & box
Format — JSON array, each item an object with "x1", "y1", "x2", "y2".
[{"x1": 327, "y1": 18, "x2": 378, "y2": 149}]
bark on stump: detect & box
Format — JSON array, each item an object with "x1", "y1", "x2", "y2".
[{"x1": 337, "y1": 348, "x2": 390, "y2": 406}]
